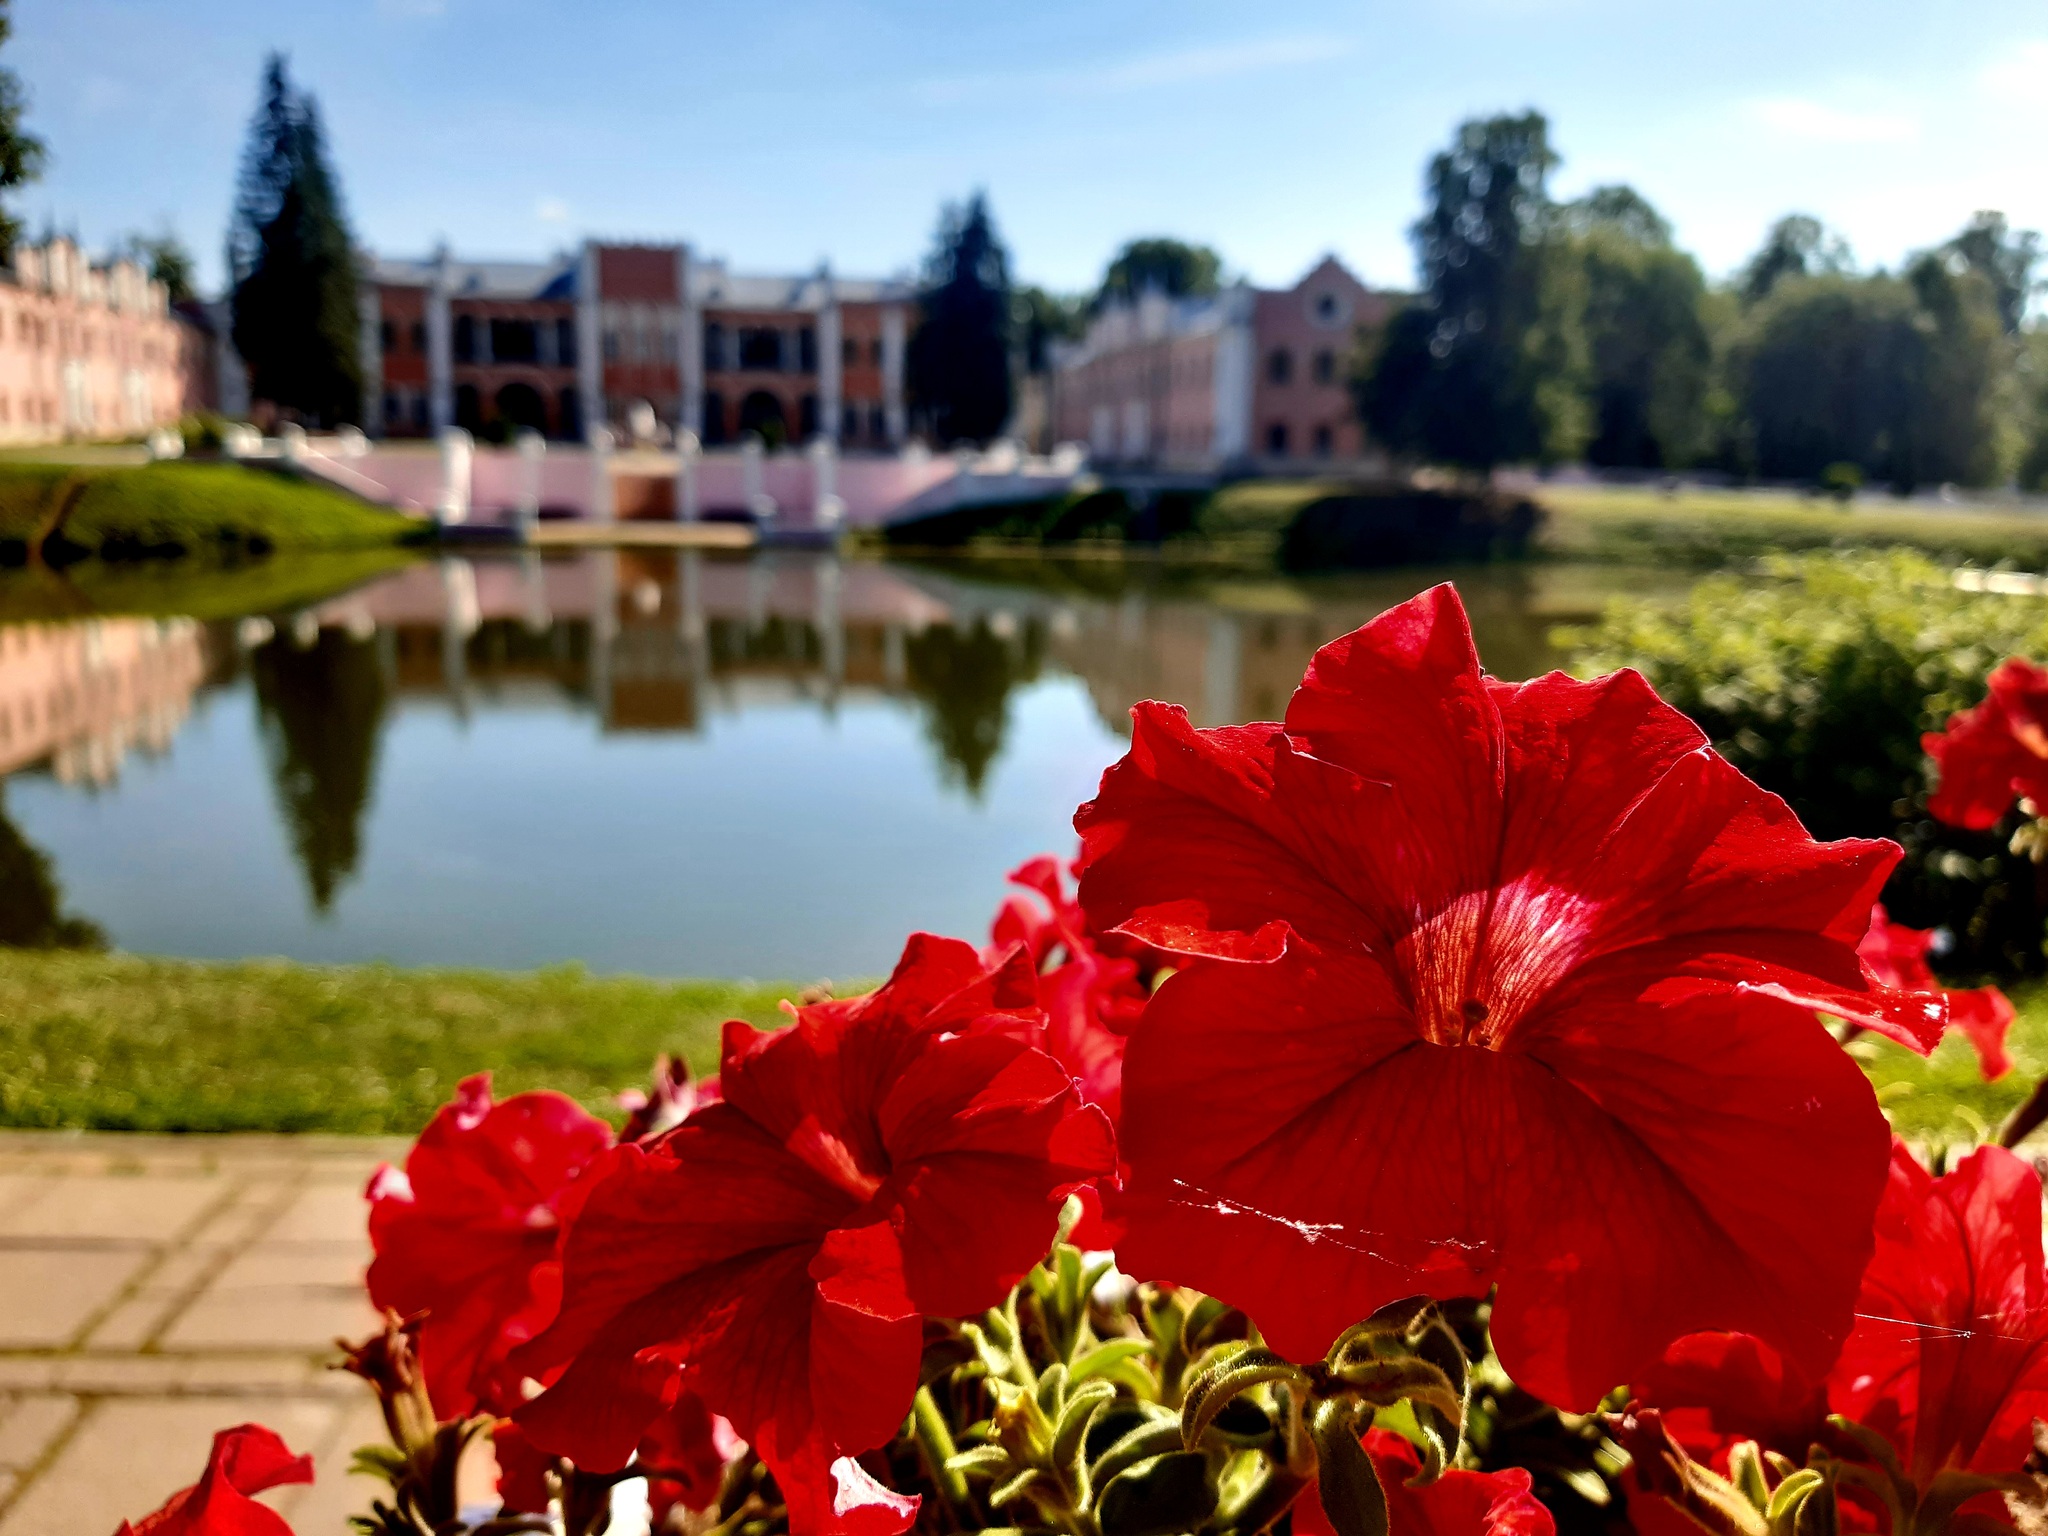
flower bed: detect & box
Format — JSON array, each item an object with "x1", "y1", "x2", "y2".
[{"x1": 117, "y1": 582, "x2": 2048, "y2": 1536}]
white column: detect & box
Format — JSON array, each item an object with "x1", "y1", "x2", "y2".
[
  {"x1": 676, "y1": 246, "x2": 701, "y2": 435},
  {"x1": 818, "y1": 283, "x2": 842, "y2": 444},
  {"x1": 809, "y1": 436, "x2": 842, "y2": 527},
  {"x1": 881, "y1": 302, "x2": 907, "y2": 446},
  {"x1": 427, "y1": 253, "x2": 453, "y2": 434},
  {"x1": 515, "y1": 428, "x2": 545, "y2": 527},
  {"x1": 437, "y1": 427, "x2": 473, "y2": 523},
  {"x1": 576, "y1": 240, "x2": 604, "y2": 443},
  {"x1": 675, "y1": 428, "x2": 700, "y2": 521},
  {"x1": 357, "y1": 273, "x2": 383, "y2": 437},
  {"x1": 589, "y1": 424, "x2": 615, "y2": 522},
  {"x1": 741, "y1": 433, "x2": 772, "y2": 521}
]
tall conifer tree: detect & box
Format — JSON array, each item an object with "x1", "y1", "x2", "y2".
[
  {"x1": 229, "y1": 55, "x2": 363, "y2": 426},
  {"x1": 908, "y1": 193, "x2": 1014, "y2": 445}
]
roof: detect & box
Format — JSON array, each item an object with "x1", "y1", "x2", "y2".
[
  {"x1": 689, "y1": 261, "x2": 913, "y2": 310},
  {"x1": 369, "y1": 248, "x2": 914, "y2": 309},
  {"x1": 369, "y1": 255, "x2": 579, "y2": 300}
]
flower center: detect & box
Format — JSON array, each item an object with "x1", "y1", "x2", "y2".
[{"x1": 784, "y1": 1117, "x2": 885, "y2": 1203}]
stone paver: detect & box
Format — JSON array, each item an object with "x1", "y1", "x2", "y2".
[{"x1": 0, "y1": 1133, "x2": 409, "y2": 1536}]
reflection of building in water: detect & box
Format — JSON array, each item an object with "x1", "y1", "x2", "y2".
[{"x1": 0, "y1": 618, "x2": 210, "y2": 785}]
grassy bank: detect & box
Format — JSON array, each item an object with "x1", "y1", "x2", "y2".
[
  {"x1": 0, "y1": 947, "x2": 2035, "y2": 1144},
  {"x1": 1535, "y1": 483, "x2": 2048, "y2": 567},
  {"x1": 0, "y1": 951, "x2": 799, "y2": 1134},
  {"x1": 0, "y1": 460, "x2": 424, "y2": 564}
]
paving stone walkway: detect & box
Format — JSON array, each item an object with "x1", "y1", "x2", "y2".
[{"x1": 0, "y1": 1131, "x2": 444, "y2": 1536}]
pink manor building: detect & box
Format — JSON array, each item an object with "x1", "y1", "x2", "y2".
[
  {"x1": 0, "y1": 237, "x2": 211, "y2": 445},
  {"x1": 1050, "y1": 256, "x2": 1395, "y2": 472}
]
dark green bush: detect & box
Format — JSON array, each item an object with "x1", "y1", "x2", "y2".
[{"x1": 1564, "y1": 549, "x2": 2048, "y2": 978}]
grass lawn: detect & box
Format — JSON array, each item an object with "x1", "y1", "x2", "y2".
[
  {"x1": 0, "y1": 951, "x2": 803, "y2": 1134},
  {"x1": 1535, "y1": 483, "x2": 2048, "y2": 568},
  {"x1": 0, "y1": 947, "x2": 2040, "y2": 1144},
  {"x1": 0, "y1": 460, "x2": 424, "y2": 561}
]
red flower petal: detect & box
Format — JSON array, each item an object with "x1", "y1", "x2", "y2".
[
  {"x1": 1925, "y1": 659, "x2": 2048, "y2": 830},
  {"x1": 116, "y1": 1425, "x2": 313, "y2": 1536},
  {"x1": 490, "y1": 1420, "x2": 555, "y2": 1516},
  {"x1": 1858, "y1": 906, "x2": 2013, "y2": 1078},
  {"x1": 510, "y1": 935, "x2": 1113, "y2": 1532},
  {"x1": 1293, "y1": 1429, "x2": 1555, "y2": 1536},
  {"x1": 1083, "y1": 584, "x2": 1906, "y2": 1408},
  {"x1": 1632, "y1": 1332, "x2": 1827, "y2": 1466},
  {"x1": 366, "y1": 1074, "x2": 613, "y2": 1417},
  {"x1": 1830, "y1": 1140, "x2": 2048, "y2": 1479}
]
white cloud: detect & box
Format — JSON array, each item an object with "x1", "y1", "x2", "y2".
[
  {"x1": 1744, "y1": 97, "x2": 1919, "y2": 145},
  {"x1": 1982, "y1": 39, "x2": 2048, "y2": 103},
  {"x1": 916, "y1": 34, "x2": 1355, "y2": 106},
  {"x1": 535, "y1": 197, "x2": 571, "y2": 226}
]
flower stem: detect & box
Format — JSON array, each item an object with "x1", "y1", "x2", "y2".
[{"x1": 912, "y1": 1384, "x2": 975, "y2": 1521}]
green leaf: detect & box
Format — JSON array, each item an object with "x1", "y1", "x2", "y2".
[
  {"x1": 1181, "y1": 1347, "x2": 1306, "y2": 1449},
  {"x1": 1096, "y1": 1452, "x2": 1219, "y2": 1536},
  {"x1": 1089, "y1": 1416, "x2": 1186, "y2": 1488},
  {"x1": 1070, "y1": 1338, "x2": 1154, "y2": 1385},
  {"x1": 1310, "y1": 1399, "x2": 1389, "y2": 1536}
]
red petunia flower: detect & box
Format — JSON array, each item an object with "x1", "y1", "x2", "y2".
[
  {"x1": 988, "y1": 854, "x2": 1154, "y2": 1122},
  {"x1": 1857, "y1": 905, "x2": 2015, "y2": 1080},
  {"x1": 1924, "y1": 658, "x2": 2048, "y2": 831},
  {"x1": 1831, "y1": 1139, "x2": 2048, "y2": 1483},
  {"x1": 366, "y1": 1074, "x2": 614, "y2": 1417},
  {"x1": 1076, "y1": 584, "x2": 1944, "y2": 1411},
  {"x1": 1293, "y1": 1429, "x2": 1556, "y2": 1536},
  {"x1": 1631, "y1": 1330, "x2": 1828, "y2": 1470},
  {"x1": 507, "y1": 934, "x2": 1116, "y2": 1534},
  {"x1": 116, "y1": 1424, "x2": 313, "y2": 1536}
]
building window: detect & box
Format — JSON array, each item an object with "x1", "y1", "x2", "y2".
[
  {"x1": 455, "y1": 383, "x2": 482, "y2": 431},
  {"x1": 1313, "y1": 423, "x2": 1333, "y2": 457},
  {"x1": 491, "y1": 319, "x2": 539, "y2": 364},
  {"x1": 1314, "y1": 292, "x2": 1341, "y2": 325},
  {"x1": 738, "y1": 327, "x2": 782, "y2": 370},
  {"x1": 384, "y1": 392, "x2": 400, "y2": 423},
  {"x1": 702, "y1": 323, "x2": 725, "y2": 372},
  {"x1": 842, "y1": 337, "x2": 858, "y2": 367},
  {"x1": 410, "y1": 321, "x2": 427, "y2": 354},
  {"x1": 1265, "y1": 422, "x2": 1289, "y2": 455},
  {"x1": 380, "y1": 320, "x2": 396, "y2": 352},
  {"x1": 454, "y1": 315, "x2": 477, "y2": 364},
  {"x1": 1266, "y1": 348, "x2": 1292, "y2": 385},
  {"x1": 557, "y1": 386, "x2": 581, "y2": 441},
  {"x1": 1312, "y1": 349, "x2": 1335, "y2": 385},
  {"x1": 871, "y1": 339, "x2": 884, "y2": 366},
  {"x1": 799, "y1": 393, "x2": 819, "y2": 438},
  {"x1": 842, "y1": 403, "x2": 860, "y2": 439},
  {"x1": 798, "y1": 327, "x2": 817, "y2": 372},
  {"x1": 411, "y1": 394, "x2": 428, "y2": 431},
  {"x1": 868, "y1": 405, "x2": 885, "y2": 441},
  {"x1": 702, "y1": 390, "x2": 727, "y2": 445},
  {"x1": 602, "y1": 329, "x2": 620, "y2": 363},
  {"x1": 556, "y1": 318, "x2": 577, "y2": 367}
]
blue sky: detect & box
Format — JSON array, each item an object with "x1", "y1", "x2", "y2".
[{"x1": 17, "y1": 0, "x2": 2048, "y2": 298}]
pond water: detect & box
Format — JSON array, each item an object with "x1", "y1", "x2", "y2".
[{"x1": 0, "y1": 552, "x2": 1679, "y2": 980}]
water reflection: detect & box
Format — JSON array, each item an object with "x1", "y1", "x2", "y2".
[{"x1": 0, "y1": 553, "x2": 1667, "y2": 974}]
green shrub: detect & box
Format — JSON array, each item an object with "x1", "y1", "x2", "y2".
[{"x1": 1564, "y1": 548, "x2": 2048, "y2": 977}]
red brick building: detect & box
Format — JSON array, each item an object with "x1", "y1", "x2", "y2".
[{"x1": 363, "y1": 240, "x2": 913, "y2": 447}]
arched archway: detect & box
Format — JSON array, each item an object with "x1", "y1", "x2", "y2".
[
  {"x1": 454, "y1": 384, "x2": 482, "y2": 432},
  {"x1": 738, "y1": 390, "x2": 788, "y2": 450},
  {"x1": 495, "y1": 382, "x2": 547, "y2": 435}
]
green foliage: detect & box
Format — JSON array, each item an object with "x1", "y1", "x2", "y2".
[
  {"x1": 1358, "y1": 112, "x2": 1589, "y2": 471},
  {"x1": 1739, "y1": 214, "x2": 1855, "y2": 305},
  {"x1": 1853, "y1": 980, "x2": 2048, "y2": 1146},
  {"x1": 1096, "y1": 237, "x2": 1224, "y2": 308},
  {"x1": 1565, "y1": 549, "x2": 2048, "y2": 975},
  {"x1": 126, "y1": 230, "x2": 198, "y2": 305},
  {"x1": 902, "y1": 615, "x2": 1045, "y2": 794},
  {"x1": 1015, "y1": 284, "x2": 1087, "y2": 374},
  {"x1": 0, "y1": 950, "x2": 801, "y2": 1132},
  {"x1": 908, "y1": 191, "x2": 1014, "y2": 445},
  {"x1": 229, "y1": 55, "x2": 365, "y2": 427},
  {"x1": 0, "y1": 786, "x2": 102, "y2": 950},
  {"x1": 1943, "y1": 210, "x2": 2041, "y2": 335},
  {"x1": 1559, "y1": 187, "x2": 1713, "y2": 469},
  {"x1": 1730, "y1": 260, "x2": 2006, "y2": 490},
  {"x1": 0, "y1": 2, "x2": 43, "y2": 254}
]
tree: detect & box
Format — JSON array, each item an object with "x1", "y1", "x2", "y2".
[
  {"x1": 1095, "y1": 237, "x2": 1223, "y2": 308},
  {"x1": 228, "y1": 55, "x2": 364, "y2": 427},
  {"x1": 0, "y1": 786, "x2": 102, "y2": 949},
  {"x1": 907, "y1": 192, "x2": 1014, "y2": 445},
  {"x1": 126, "y1": 231, "x2": 197, "y2": 305},
  {"x1": 1560, "y1": 185, "x2": 1713, "y2": 468},
  {"x1": 1735, "y1": 262, "x2": 2003, "y2": 490},
  {"x1": 1740, "y1": 214, "x2": 1853, "y2": 304},
  {"x1": 1013, "y1": 286, "x2": 1084, "y2": 375},
  {"x1": 1356, "y1": 111, "x2": 1589, "y2": 472},
  {"x1": 1943, "y1": 210, "x2": 2040, "y2": 335},
  {"x1": 0, "y1": 1, "x2": 45, "y2": 255}
]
